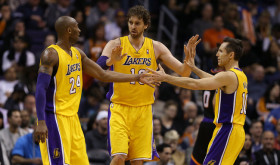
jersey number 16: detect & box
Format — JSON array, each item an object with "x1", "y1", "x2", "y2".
[{"x1": 130, "y1": 68, "x2": 145, "y2": 85}]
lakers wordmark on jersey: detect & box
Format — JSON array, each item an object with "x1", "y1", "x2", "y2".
[{"x1": 107, "y1": 36, "x2": 158, "y2": 106}]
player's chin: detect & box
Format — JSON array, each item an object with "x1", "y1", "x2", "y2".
[
  {"x1": 73, "y1": 38, "x2": 79, "y2": 44},
  {"x1": 130, "y1": 34, "x2": 137, "y2": 38},
  {"x1": 131, "y1": 33, "x2": 141, "y2": 38}
]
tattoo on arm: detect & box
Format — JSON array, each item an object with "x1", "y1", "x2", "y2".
[{"x1": 38, "y1": 48, "x2": 58, "y2": 76}]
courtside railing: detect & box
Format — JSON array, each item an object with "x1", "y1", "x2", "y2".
[{"x1": 157, "y1": 5, "x2": 178, "y2": 55}]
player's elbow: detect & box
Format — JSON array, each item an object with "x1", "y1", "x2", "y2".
[
  {"x1": 189, "y1": 81, "x2": 202, "y2": 90},
  {"x1": 191, "y1": 84, "x2": 200, "y2": 90}
]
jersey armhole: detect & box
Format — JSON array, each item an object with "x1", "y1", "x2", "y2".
[
  {"x1": 151, "y1": 40, "x2": 159, "y2": 68},
  {"x1": 228, "y1": 70, "x2": 239, "y2": 93},
  {"x1": 118, "y1": 37, "x2": 122, "y2": 46}
]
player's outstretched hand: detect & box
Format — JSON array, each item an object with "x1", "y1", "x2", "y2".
[
  {"x1": 110, "y1": 45, "x2": 127, "y2": 63},
  {"x1": 184, "y1": 34, "x2": 201, "y2": 68},
  {"x1": 147, "y1": 64, "x2": 167, "y2": 82},
  {"x1": 139, "y1": 70, "x2": 155, "y2": 88},
  {"x1": 34, "y1": 120, "x2": 48, "y2": 143}
]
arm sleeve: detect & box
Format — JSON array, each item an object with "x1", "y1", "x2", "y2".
[
  {"x1": 96, "y1": 56, "x2": 109, "y2": 70},
  {"x1": 35, "y1": 73, "x2": 51, "y2": 120}
]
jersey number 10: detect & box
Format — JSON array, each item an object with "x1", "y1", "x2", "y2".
[{"x1": 240, "y1": 92, "x2": 248, "y2": 114}]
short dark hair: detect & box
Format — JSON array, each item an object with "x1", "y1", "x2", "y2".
[
  {"x1": 157, "y1": 143, "x2": 171, "y2": 153},
  {"x1": 127, "y1": 5, "x2": 151, "y2": 29},
  {"x1": 8, "y1": 109, "x2": 20, "y2": 118},
  {"x1": 223, "y1": 37, "x2": 243, "y2": 61}
]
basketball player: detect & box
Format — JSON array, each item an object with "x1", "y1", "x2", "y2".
[
  {"x1": 34, "y1": 16, "x2": 153, "y2": 165},
  {"x1": 149, "y1": 37, "x2": 248, "y2": 165},
  {"x1": 186, "y1": 43, "x2": 222, "y2": 165},
  {"x1": 97, "y1": 5, "x2": 200, "y2": 165}
]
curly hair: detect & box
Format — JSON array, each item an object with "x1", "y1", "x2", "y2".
[{"x1": 127, "y1": 5, "x2": 151, "y2": 29}]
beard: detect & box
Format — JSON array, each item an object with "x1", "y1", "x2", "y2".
[{"x1": 130, "y1": 30, "x2": 143, "y2": 39}]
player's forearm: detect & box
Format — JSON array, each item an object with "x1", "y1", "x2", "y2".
[
  {"x1": 163, "y1": 74, "x2": 200, "y2": 90},
  {"x1": 180, "y1": 64, "x2": 192, "y2": 77},
  {"x1": 102, "y1": 70, "x2": 140, "y2": 82},
  {"x1": 35, "y1": 73, "x2": 51, "y2": 121},
  {"x1": 84, "y1": 58, "x2": 140, "y2": 82},
  {"x1": 191, "y1": 65, "x2": 212, "y2": 78}
]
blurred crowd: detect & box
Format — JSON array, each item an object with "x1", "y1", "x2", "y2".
[{"x1": 0, "y1": 0, "x2": 280, "y2": 164}]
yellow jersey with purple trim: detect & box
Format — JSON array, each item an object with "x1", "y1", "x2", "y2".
[
  {"x1": 45, "y1": 45, "x2": 83, "y2": 116},
  {"x1": 214, "y1": 68, "x2": 248, "y2": 125},
  {"x1": 107, "y1": 36, "x2": 158, "y2": 106}
]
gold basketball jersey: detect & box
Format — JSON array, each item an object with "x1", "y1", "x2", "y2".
[
  {"x1": 45, "y1": 45, "x2": 83, "y2": 116},
  {"x1": 214, "y1": 68, "x2": 248, "y2": 125},
  {"x1": 107, "y1": 36, "x2": 158, "y2": 106}
]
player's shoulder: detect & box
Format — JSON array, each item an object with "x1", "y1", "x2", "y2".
[
  {"x1": 73, "y1": 46, "x2": 83, "y2": 54},
  {"x1": 152, "y1": 40, "x2": 166, "y2": 49},
  {"x1": 152, "y1": 40, "x2": 160, "y2": 46},
  {"x1": 44, "y1": 47, "x2": 57, "y2": 54},
  {"x1": 214, "y1": 71, "x2": 236, "y2": 81},
  {"x1": 41, "y1": 47, "x2": 58, "y2": 59},
  {"x1": 40, "y1": 47, "x2": 59, "y2": 64},
  {"x1": 73, "y1": 46, "x2": 87, "y2": 60},
  {"x1": 108, "y1": 38, "x2": 121, "y2": 46}
]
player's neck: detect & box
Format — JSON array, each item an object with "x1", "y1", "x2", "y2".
[
  {"x1": 128, "y1": 35, "x2": 144, "y2": 48},
  {"x1": 56, "y1": 40, "x2": 72, "y2": 53},
  {"x1": 224, "y1": 61, "x2": 239, "y2": 71}
]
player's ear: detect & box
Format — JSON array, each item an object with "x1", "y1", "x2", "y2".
[
  {"x1": 229, "y1": 52, "x2": 234, "y2": 60},
  {"x1": 144, "y1": 25, "x2": 148, "y2": 30}
]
